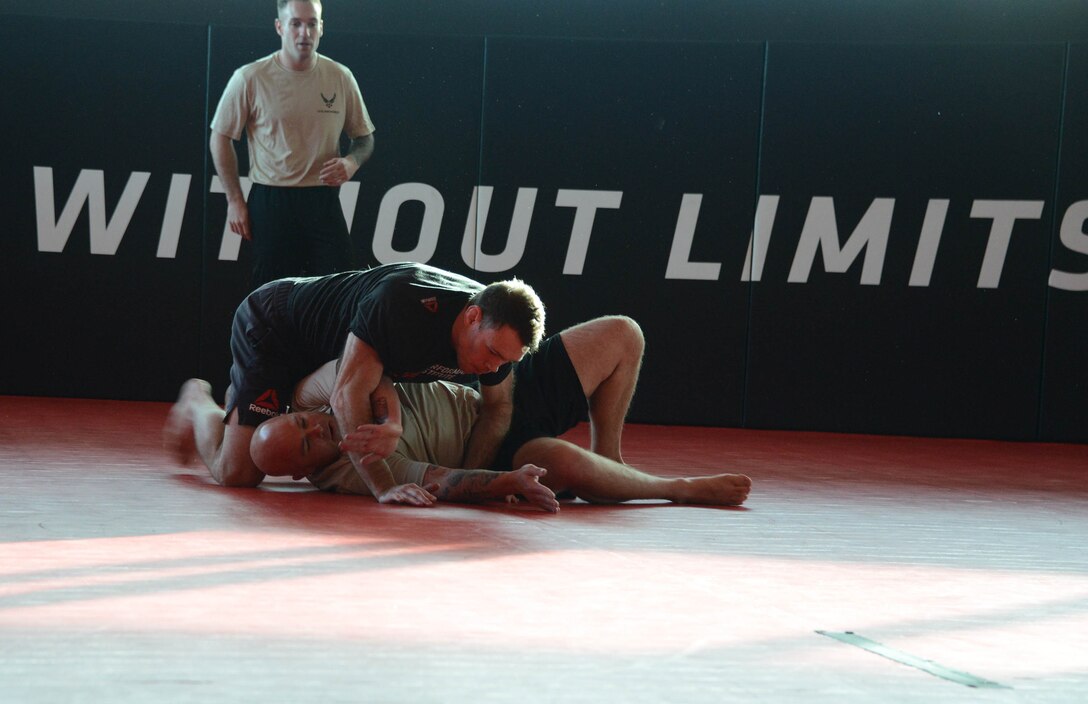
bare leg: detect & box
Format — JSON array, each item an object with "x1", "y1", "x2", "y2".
[
  {"x1": 559, "y1": 316, "x2": 644, "y2": 464},
  {"x1": 162, "y1": 379, "x2": 263, "y2": 488},
  {"x1": 422, "y1": 464, "x2": 560, "y2": 513},
  {"x1": 515, "y1": 437, "x2": 751, "y2": 506}
]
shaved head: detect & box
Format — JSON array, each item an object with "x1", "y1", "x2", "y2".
[{"x1": 251, "y1": 412, "x2": 341, "y2": 479}]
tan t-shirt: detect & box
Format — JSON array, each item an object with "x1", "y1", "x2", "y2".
[
  {"x1": 295, "y1": 361, "x2": 481, "y2": 495},
  {"x1": 211, "y1": 53, "x2": 375, "y2": 187}
]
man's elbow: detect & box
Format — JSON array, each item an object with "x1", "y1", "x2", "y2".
[
  {"x1": 330, "y1": 387, "x2": 349, "y2": 419},
  {"x1": 209, "y1": 131, "x2": 232, "y2": 156}
]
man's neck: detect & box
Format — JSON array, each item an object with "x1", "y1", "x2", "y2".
[
  {"x1": 277, "y1": 50, "x2": 316, "y2": 72},
  {"x1": 450, "y1": 305, "x2": 470, "y2": 348}
]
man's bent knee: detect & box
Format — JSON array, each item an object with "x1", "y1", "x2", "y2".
[
  {"x1": 608, "y1": 315, "x2": 644, "y2": 355},
  {"x1": 214, "y1": 413, "x2": 264, "y2": 488}
]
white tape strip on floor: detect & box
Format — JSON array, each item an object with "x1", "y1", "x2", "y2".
[{"x1": 816, "y1": 631, "x2": 1010, "y2": 689}]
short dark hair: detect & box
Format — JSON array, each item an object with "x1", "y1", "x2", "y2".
[
  {"x1": 277, "y1": 0, "x2": 321, "y2": 13},
  {"x1": 471, "y1": 279, "x2": 546, "y2": 352}
]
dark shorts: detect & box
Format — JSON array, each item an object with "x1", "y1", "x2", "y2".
[
  {"x1": 248, "y1": 184, "x2": 354, "y2": 288},
  {"x1": 490, "y1": 334, "x2": 588, "y2": 471},
  {"x1": 225, "y1": 279, "x2": 309, "y2": 427}
]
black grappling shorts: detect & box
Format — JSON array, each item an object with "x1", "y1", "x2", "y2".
[
  {"x1": 490, "y1": 333, "x2": 589, "y2": 471},
  {"x1": 225, "y1": 279, "x2": 309, "y2": 426}
]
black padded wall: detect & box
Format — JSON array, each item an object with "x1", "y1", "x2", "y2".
[
  {"x1": 1, "y1": 8, "x2": 1084, "y2": 443},
  {"x1": 1040, "y1": 43, "x2": 1088, "y2": 442},
  {"x1": 746, "y1": 42, "x2": 1066, "y2": 440},
  {"x1": 1, "y1": 17, "x2": 207, "y2": 401}
]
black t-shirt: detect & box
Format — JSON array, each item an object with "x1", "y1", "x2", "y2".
[{"x1": 285, "y1": 262, "x2": 511, "y2": 386}]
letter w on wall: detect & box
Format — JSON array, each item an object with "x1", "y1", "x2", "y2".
[{"x1": 34, "y1": 167, "x2": 150, "y2": 255}]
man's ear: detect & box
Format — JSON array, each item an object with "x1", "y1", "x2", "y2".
[{"x1": 464, "y1": 304, "x2": 482, "y2": 326}]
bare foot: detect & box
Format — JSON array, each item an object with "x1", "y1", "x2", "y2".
[
  {"x1": 505, "y1": 464, "x2": 560, "y2": 513},
  {"x1": 675, "y1": 473, "x2": 752, "y2": 506},
  {"x1": 162, "y1": 379, "x2": 212, "y2": 465}
]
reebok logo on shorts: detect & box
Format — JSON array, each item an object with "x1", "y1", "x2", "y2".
[
  {"x1": 249, "y1": 389, "x2": 281, "y2": 418},
  {"x1": 420, "y1": 297, "x2": 439, "y2": 313}
]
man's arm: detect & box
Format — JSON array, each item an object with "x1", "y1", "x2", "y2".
[
  {"x1": 291, "y1": 362, "x2": 401, "y2": 461},
  {"x1": 209, "y1": 131, "x2": 251, "y2": 240},
  {"x1": 319, "y1": 133, "x2": 374, "y2": 187},
  {"x1": 462, "y1": 373, "x2": 515, "y2": 469},
  {"x1": 347, "y1": 133, "x2": 375, "y2": 168},
  {"x1": 421, "y1": 464, "x2": 558, "y2": 513},
  {"x1": 328, "y1": 431, "x2": 559, "y2": 513},
  {"x1": 330, "y1": 332, "x2": 434, "y2": 506},
  {"x1": 345, "y1": 374, "x2": 404, "y2": 461}
]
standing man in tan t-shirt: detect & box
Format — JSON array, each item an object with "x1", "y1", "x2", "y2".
[{"x1": 210, "y1": 0, "x2": 376, "y2": 287}]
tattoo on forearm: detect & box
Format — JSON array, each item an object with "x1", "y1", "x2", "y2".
[
  {"x1": 347, "y1": 135, "x2": 373, "y2": 166},
  {"x1": 437, "y1": 469, "x2": 499, "y2": 501}
]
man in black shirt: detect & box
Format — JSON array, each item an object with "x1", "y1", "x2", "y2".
[{"x1": 164, "y1": 262, "x2": 545, "y2": 505}]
